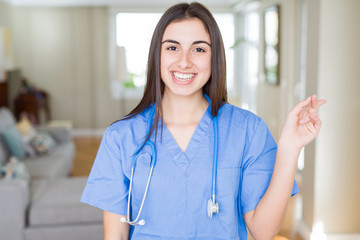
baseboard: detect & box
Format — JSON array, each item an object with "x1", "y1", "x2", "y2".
[
  {"x1": 297, "y1": 220, "x2": 312, "y2": 240},
  {"x1": 72, "y1": 128, "x2": 106, "y2": 137},
  {"x1": 296, "y1": 220, "x2": 360, "y2": 240},
  {"x1": 327, "y1": 235, "x2": 360, "y2": 240}
]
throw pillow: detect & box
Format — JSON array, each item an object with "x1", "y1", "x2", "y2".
[
  {"x1": 1, "y1": 126, "x2": 26, "y2": 160},
  {"x1": 16, "y1": 117, "x2": 34, "y2": 136},
  {"x1": 16, "y1": 116, "x2": 37, "y2": 157},
  {"x1": 0, "y1": 156, "x2": 30, "y2": 181},
  {"x1": 30, "y1": 131, "x2": 57, "y2": 155},
  {"x1": 22, "y1": 134, "x2": 37, "y2": 157}
]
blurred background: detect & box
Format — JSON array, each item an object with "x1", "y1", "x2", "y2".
[{"x1": 0, "y1": 0, "x2": 359, "y2": 239}]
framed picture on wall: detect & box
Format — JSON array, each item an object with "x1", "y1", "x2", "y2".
[{"x1": 264, "y1": 5, "x2": 280, "y2": 85}]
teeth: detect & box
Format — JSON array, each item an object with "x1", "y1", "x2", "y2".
[{"x1": 173, "y1": 72, "x2": 195, "y2": 81}]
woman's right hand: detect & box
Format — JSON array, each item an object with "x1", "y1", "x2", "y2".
[{"x1": 278, "y1": 95, "x2": 326, "y2": 151}]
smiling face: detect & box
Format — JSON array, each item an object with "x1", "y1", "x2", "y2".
[{"x1": 160, "y1": 18, "x2": 212, "y2": 99}]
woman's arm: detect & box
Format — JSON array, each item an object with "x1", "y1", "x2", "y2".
[
  {"x1": 244, "y1": 95, "x2": 326, "y2": 240},
  {"x1": 103, "y1": 211, "x2": 130, "y2": 240}
]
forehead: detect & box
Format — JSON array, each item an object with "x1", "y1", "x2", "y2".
[{"x1": 162, "y1": 18, "x2": 210, "y2": 42}]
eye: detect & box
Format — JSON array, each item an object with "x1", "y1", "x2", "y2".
[
  {"x1": 194, "y1": 47, "x2": 206, "y2": 53},
  {"x1": 167, "y1": 46, "x2": 178, "y2": 51}
]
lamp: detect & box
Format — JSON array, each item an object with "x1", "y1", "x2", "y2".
[
  {"x1": 115, "y1": 46, "x2": 131, "y2": 117},
  {"x1": 0, "y1": 28, "x2": 5, "y2": 81},
  {"x1": 0, "y1": 28, "x2": 14, "y2": 82}
]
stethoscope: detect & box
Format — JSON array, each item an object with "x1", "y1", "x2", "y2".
[{"x1": 120, "y1": 94, "x2": 219, "y2": 226}]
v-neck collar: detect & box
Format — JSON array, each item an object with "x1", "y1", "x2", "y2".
[{"x1": 160, "y1": 106, "x2": 212, "y2": 174}]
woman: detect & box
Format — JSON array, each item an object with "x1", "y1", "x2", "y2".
[{"x1": 81, "y1": 2, "x2": 326, "y2": 239}]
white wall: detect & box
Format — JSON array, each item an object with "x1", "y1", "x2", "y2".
[
  {"x1": 301, "y1": 0, "x2": 360, "y2": 237},
  {"x1": 301, "y1": 0, "x2": 320, "y2": 231},
  {"x1": 0, "y1": 1, "x2": 11, "y2": 28},
  {"x1": 256, "y1": 0, "x2": 298, "y2": 142},
  {"x1": 10, "y1": 6, "x2": 129, "y2": 129},
  {"x1": 316, "y1": 0, "x2": 360, "y2": 233}
]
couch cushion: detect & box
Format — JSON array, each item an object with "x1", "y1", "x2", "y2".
[
  {"x1": 37, "y1": 126, "x2": 72, "y2": 143},
  {"x1": 0, "y1": 108, "x2": 20, "y2": 164},
  {"x1": 28, "y1": 177, "x2": 102, "y2": 227},
  {"x1": 0, "y1": 178, "x2": 29, "y2": 240},
  {"x1": 25, "y1": 223, "x2": 103, "y2": 240},
  {"x1": 23, "y1": 154, "x2": 68, "y2": 179},
  {"x1": 1, "y1": 126, "x2": 26, "y2": 160},
  {"x1": 51, "y1": 141, "x2": 75, "y2": 175},
  {"x1": 0, "y1": 140, "x2": 10, "y2": 166},
  {"x1": 0, "y1": 108, "x2": 16, "y2": 132}
]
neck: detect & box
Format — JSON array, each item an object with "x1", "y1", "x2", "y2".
[{"x1": 161, "y1": 90, "x2": 208, "y2": 125}]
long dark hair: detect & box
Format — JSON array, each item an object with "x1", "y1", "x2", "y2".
[{"x1": 121, "y1": 2, "x2": 227, "y2": 140}]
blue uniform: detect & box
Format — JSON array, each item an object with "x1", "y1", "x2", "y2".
[{"x1": 81, "y1": 103, "x2": 299, "y2": 239}]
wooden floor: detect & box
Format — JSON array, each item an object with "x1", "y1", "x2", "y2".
[
  {"x1": 71, "y1": 137, "x2": 303, "y2": 240},
  {"x1": 71, "y1": 137, "x2": 102, "y2": 177}
]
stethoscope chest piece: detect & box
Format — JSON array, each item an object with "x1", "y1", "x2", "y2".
[
  {"x1": 207, "y1": 198, "x2": 219, "y2": 219},
  {"x1": 124, "y1": 96, "x2": 221, "y2": 225}
]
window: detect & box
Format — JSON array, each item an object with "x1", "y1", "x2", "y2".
[
  {"x1": 213, "y1": 14, "x2": 234, "y2": 96},
  {"x1": 242, "y1": 11, "x2": 260, "y2": 113},
  {"x1": 116, "y1": 13, "x2": 162, "y2": 87}
]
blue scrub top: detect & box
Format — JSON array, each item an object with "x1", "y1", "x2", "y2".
[{"x1": 81, "y1": 103, "x2": 299, "y2": 240}]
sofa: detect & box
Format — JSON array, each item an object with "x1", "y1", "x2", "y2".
[{"x1": 0, "y1": 107, "x2": 103, "y2": 240}]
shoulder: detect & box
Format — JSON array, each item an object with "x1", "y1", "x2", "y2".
[
  {"x1": 97, "y1": 107, "x2": 152, "y2": 162},
  {"x1": 218, "y1": 103, "x2": 264, "y2": 132},
  {"x1": 104, "y1": 106, "x2": 152, "y2": 141}
]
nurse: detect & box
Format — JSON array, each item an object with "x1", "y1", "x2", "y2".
[{"x1": 81, "y1": 2, "x2": 326, "y2": 240}]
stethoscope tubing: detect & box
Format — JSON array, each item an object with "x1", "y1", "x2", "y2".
[
  {"x1": 123, "y1": 106, "x2": 157, "y2": 226},
  {"x1": 126, "y1": 166, "x2": 154, "y2": 225},
  {"x1": 204, "y1": 94, "x2": 218, "y2": 203},
  {"x1": 123, "y1": 95, "x2": 219, "y2": 225},
  {"x1": 211, "y1": 116, "x2": 218, "y2": 203}
]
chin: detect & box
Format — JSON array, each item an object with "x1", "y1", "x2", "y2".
[{"x1": 165, "y1": 87, "x2": 203, "y2": 98}]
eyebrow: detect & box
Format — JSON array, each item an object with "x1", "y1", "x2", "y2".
[{"x1": 161, "y1": 39, "x2": 212, "y2": 47}]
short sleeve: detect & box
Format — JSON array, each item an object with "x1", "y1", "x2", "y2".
[
  {"x1": 240, "y1": 118, "x2": 299, "y2": 215},
  {"x1": 81, "y1": 127, "x2": 129, "y2": 215}
]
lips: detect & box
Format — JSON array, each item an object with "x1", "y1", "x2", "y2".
[{"x1": 171, "y1": 71, "x2": 196, "y2": 85}]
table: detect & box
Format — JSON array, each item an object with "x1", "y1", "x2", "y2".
[{"x1": 14, "y1": 90, "x2": 50, "y2": 124}]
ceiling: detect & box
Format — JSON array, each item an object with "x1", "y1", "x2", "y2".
[{"x1": 2, "y1": 0, "x2": 240, "y2": 8}]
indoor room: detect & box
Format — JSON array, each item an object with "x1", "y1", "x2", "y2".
[{"x1": 0, "y1": 0, "x2": 359, "y2": 239}]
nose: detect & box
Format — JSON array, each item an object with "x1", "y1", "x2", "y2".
[{"x1": 176, "y1": 51, "x2": 192, "y2": 69}]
